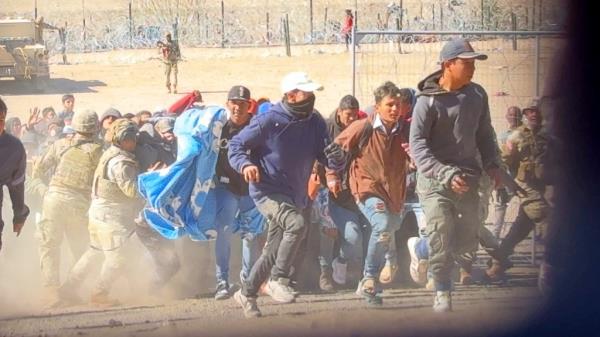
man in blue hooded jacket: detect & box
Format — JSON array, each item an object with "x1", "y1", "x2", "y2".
[{"x1": 228, "y1": 72, "x2": 344, "y2": 318}]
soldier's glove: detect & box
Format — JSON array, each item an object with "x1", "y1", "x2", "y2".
[{"x1": 324, "y1": 142, "x2": 346, "y2": 164}]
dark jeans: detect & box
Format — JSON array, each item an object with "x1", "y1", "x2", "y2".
[{"x1": 241, "y1": 194, "x2": 307, "y2": 298}]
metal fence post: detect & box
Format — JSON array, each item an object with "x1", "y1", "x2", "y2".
[
  {"x1": 221, "y1": 1, "x2": 225, "y2": 48},
  {"x1": 440, "y1": 3, "x2": 444, "y2": 31},
  {"x1": 511, "y1": 12, "x2": 517, "y2": 50},
  {"x1": 535, "y1": 34, "x2": 540, "y2": 97},
  {"x1": 396, "y1": 18, "x2": 402, "y2": 54},
  {"x1": 309, "y1": 0, "x2": 313, "y2": 42},
  {"x1": 351, "y1": 10, "x2": 357, "y2": 96},
  {"x1": 128, "y1": 1, "x2": 133, "y2": 49},
  {"x1": 481, "y1": 0, "x2": 485, "y2": 29},
  {"x1": 432, "y1": 4, "x2": 436, "y2": 30},
  {"x1": 266, "y1": 12, "x2": 270, "y2": 45},
  {"x1": 284, "y1": 14, "x2": 291, "y2": 57},
  {"x1": 532, "y1": 0, "x2": 536, "y2": 30}
]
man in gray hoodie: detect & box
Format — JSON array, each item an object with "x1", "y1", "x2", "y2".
[{"x1": 409, "y1": 38, "x2": 502, "y2": 312}]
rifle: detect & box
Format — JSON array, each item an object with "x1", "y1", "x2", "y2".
[{"x1": 497, "y1": 168, "x2": 527, "y2": 198}]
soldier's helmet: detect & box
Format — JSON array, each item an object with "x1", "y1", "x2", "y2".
[
  {"x1": 71, "y1": 109, "x2": 99, "y2": 134},
  {"x1": 109, "y1": 118, "x2": 138, "y2": 145}
]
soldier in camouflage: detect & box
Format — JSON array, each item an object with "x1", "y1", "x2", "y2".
[
  {"x1": 485, "y1": 99, "x2": 551, "y2": 281},
  {"x1": 58, "y1": 118, "x2": 143, "y2": 307},
  {"x1": 159, "y1": 33, "x2": 180, "y2": 94},
  {"x1": 32, "y1": 109, "x2": 103, "y2": 306}
]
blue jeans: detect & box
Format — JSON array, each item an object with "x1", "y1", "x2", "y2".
[
  {"x1": 214, "y1": 183, "x2": 261, "y2": 284},
  {"x1": 357, "y1": 197, "x2": 403, "y2": 279},
  {"x1": 384, "y1": 201, "x2": 428, "y2": 264},
  {"x1": 327, "y1": 201, "x2": 365, "y2": 268}
]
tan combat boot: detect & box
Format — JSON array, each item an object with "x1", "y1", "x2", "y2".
[
  {"x1": 173, "y1": 85, "x2": 177, "y2": 94},
  {"x1": 166, "y1": 84, "x2": 171, "y2": 94},
  {"x1": 90, "y1": 289, "x2": 120, "y2": 307},
  {"x1": 42, "y1": 286, "x2": 61, "y2": 309}
]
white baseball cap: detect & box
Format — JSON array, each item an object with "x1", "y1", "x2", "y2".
[{"x1": 280, "y1": 72, "x2": 324, "y2": 94}]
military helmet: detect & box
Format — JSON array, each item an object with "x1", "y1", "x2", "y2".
[
  {"x1": 109, "y1": 118, "x2": 138, "y2": 145},
  {"x1": 71, "y1": 109, "x2": 99, "y2": 133}
]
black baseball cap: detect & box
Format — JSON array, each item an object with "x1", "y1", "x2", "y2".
[
  {"x1": 227, "y1": 85, "x2": 251, "y2": 102},
  {"x1": 439, "y1": 38, "x2": 488, "y2": 63}
]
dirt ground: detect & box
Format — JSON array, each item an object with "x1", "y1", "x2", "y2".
[
  {"x1": 0, "y1": 267, "x2": 543, "y2": 337},
  {"x1": 1, "y1": 44, "x2": 356, "y2": 122}
]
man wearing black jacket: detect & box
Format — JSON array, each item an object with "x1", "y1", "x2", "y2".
[
  {"x1": 0, "y1": 97, "x2": 30, "y2": 252},
  {"x1": 317, "y1": 95, "x2": 367, "y2": 288}
]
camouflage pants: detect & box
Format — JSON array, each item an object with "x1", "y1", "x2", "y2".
[
  {"x1": 489, "y1": 182, "x2": 549, "y2": 267},
  {"x1": 62, "y1": 207, "x2": 135, "y2": 294},
  {"x1": 165, "y1": 61, "x2": 178, "y2": 88},
  {"x1": 416, "y1": 174, "x2": 480, "y2": 291},
  {"x1": 36, "y1": 191, "x2": 89, "y2": 288},
  {"x1": 455, "y1": 174, "x2": 500, "y2": 270}
]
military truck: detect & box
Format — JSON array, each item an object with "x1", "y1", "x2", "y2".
[{"x1": 0, "y1": 18, "x2": 56, "y2": 84}]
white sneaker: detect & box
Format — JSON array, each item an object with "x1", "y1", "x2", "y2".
[
  {"x1": 433, "y1": 291, "x2": 452, "y2": 313},
  {"x1": 266, "y1": 278, "x2": 296, "y2": 303},
  {"x1": 233, "y1": 290, "x2": 262, "y2": 318},
  {"x1": 408, "y1": 237, "x2": 429, "y2": 285},
  {"x1": 332, "y1": 258, "x2": 347, "y2": 285}
]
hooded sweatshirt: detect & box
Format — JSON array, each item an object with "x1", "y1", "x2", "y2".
[
  {"x1": 0, "y1": 132, "x2": 29, "y2": 231},
  {"x1": 228, "y1": 101, "x2": 333, "y2": 209},
  {"x1": 409, "y1": 70, "x2": 499, "y2": 187}
]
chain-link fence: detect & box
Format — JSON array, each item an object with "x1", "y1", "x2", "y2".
[
  {"x1": 1, "y1": 0, "x2": 567, "y2": 54},
  {"x1": 351, "y1": 31, "x2": 565, "y2": 130}
]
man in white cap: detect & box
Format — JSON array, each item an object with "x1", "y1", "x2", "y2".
[{"x1": 228, "y1": 72, "x2": 345, "y2": 318}]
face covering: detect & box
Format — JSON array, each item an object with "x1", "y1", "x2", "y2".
[{"x1": 283, "y1": 94, "x2": 316, "y2": 118}]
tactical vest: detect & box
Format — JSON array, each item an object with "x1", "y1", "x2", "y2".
[
  {"x1": 93, "y1": 146, "x2": 138, "y2": 203},
  {"x1": 50, "y1": 139, "x2": 103, "y2": 193},
  {"x1": 514, "y1": 126, "x2": 548, "y2": 184}
]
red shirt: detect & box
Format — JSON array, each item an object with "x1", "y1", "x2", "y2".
[{"x1": 342, "y1": 16, "x2": 353, "y2": 34}]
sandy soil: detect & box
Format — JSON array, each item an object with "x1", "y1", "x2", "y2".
[
  {"x1": 0, "y1": 267, "x2": 543, "y2": 337},
  {"x1": 1, "y1": 44, "x2": 356, "y2": 120}
]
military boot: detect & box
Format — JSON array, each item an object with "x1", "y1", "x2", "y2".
[
  {"x1": 166, "y1": 84, "x2": 171, "y2": 94},
  {"x1": 55, "y1": 286, "x2": 83, "y2": 307},
  {"x1": 42, "y1": 286, "x2": 61, "y2": 309},
  {"x1": 173, "y1": 85, "x2": 177, "y2": 94},
  {"x1": 90, "y1": 289, "x2": 120, "y2": 307}
]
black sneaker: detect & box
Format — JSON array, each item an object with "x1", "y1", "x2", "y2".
[{"x1": 214, "y1": 281, "x2": 231, "y2": 300}]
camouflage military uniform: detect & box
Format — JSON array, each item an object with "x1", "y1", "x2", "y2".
[
  {"x1": 33, "y1": 126, "x2": 103, "y2": 291},
  {"x1": 60, "y1": 119, "x2": 142, "y2": 305},
  {"x1": 161, "y1": 38, "x2": 179, "y2": 93},
  {"x1": 489, "y1": 123, "x2": 550, "y2": 268}
]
